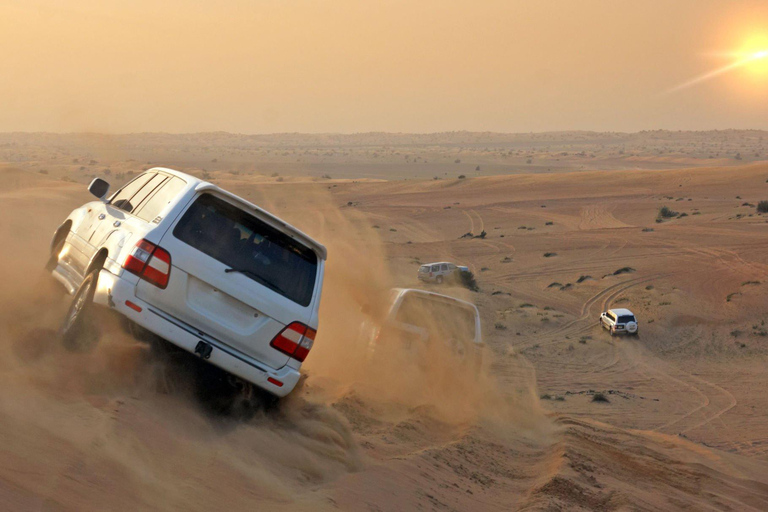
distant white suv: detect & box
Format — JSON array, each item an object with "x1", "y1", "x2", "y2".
[
  {"x1": 599, "y1": 308, "x2": 638, "y2": 336},
  {"x1": 417, "y1": 262, "x2": 467, "y2": 284},
  {"x1": 47, "y1": 168, "x2": 326, "y2": 398}
]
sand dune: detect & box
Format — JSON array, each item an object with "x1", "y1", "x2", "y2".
[{"x1": 1, "y1": 159, "x2": 768, "y2": 510}]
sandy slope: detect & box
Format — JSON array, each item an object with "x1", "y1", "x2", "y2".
[{"x1": 1, "y1": 163, "x2": 768, "y2": 510}]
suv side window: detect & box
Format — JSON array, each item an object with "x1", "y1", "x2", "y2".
[
  {"x1": 441, "y1": 264, "x2": 448, "y2": 271},
  {"x1": 432, "y1": 265, "x2": 440, "y2": 272},
  {"x1": 134, "y1": 176, "x2": 187, "y2": 222},
  {"x1": 110, "y1": 173, "x2": 157, "y2": 212}
]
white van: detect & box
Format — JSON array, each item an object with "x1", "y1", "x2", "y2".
[{"x1": 46, "y1": 168, "x2": 326, "y2": 398}]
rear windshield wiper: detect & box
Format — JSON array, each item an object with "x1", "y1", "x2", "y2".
[{"x1": 225, "y1": 268, "x2": 291, "y2": 297}]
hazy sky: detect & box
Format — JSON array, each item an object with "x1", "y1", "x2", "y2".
[{"x1": 2, "y1": 0, "x2": 768, "y2": 133}]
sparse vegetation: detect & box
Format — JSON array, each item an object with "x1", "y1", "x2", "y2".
[
  {"x1": 494, "y1": 323, "x2": 507, "y2": 330},
  {"x1": 576, "y1": 275, "x2": 592, "y2": 283},
  {"x1": 591, "y1": 393, "x2": 610, "y2": 403},
  {"x1": 543, "y1": 252, "x2": 557, "y2": 258},
  {"x1": 658, "y1": 206, "x2": 679, "y2": 220},
  {"x1": 460, "y1": 270, "x2": 479, "y2": 292},
  {"x1": 613, "y1": 267, "x2": 636, "y2": 275},
  {"x1": 757, "y1": 201, "x2": 768, "y2": 213}
]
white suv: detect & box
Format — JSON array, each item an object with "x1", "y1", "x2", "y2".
[
  {"x1": 599, "y1": 308, "x2": 638, "y2": 336},
  {"x1": 365, "y1": 288, "x2": 484, "y2": 368},
  {"x1": 47, "y1": 168, "x2": 326, "y2": 398},
  {"x1": 417, "y1": 262, "x2": 465, "y2": 284}
]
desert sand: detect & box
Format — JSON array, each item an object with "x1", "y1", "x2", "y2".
[{"x1": 1, "y1": 133, "x2": 768, "y2": 511}]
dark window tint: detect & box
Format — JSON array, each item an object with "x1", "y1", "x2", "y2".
[
  {"x1": 135, "y1": 177, "x2": 186, "y2": 222},
  {"x1": 441, "y1": 264, "x2": 448, "y2": 271},
  {"x1": 617, "y1": 315, "x2": 636, "y2": 323},
  {"x1": 173, "y1": 194, "x2": 318, "y2": 306},
  {"x1": 110, "y1": 173, "x2": 156, "y2": 212}
]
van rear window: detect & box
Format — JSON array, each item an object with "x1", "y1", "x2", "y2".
[{"x1": 173, "y1": 194, "x2": 318, "y2": 306}]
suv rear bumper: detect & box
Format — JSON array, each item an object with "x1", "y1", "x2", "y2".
[{"x1": 93, "y1": 269, "x2": 300, "y2": 397}]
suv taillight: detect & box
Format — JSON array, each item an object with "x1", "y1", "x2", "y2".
[
  {"x1": 270, "y1": 322, "x2": 316, "y2": 362},
  {"x1": 123, "y1": 239, "x2": 172, "y2": 289}
]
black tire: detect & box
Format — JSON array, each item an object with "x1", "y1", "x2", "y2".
[
  {"x1": 61, "y1": 271, "x2": 101, "y2": 352},
  {"x1": 436, "y1": 275, "x2": 444, "y2": 284}
]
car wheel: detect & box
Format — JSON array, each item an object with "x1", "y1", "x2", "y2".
[
  {"x1": 436, "y1": 276, "x2": 444, "y2": 284},
  {"x1": 61, "y1": 270, "x2": 101, "y2": 352}
]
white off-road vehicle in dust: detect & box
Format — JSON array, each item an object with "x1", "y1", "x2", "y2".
[
  {"x1": 365, "y1": 288, "x2": 484, "y2": 368},
  {"x1": 46, "y1": 168, "x2": 326, "y2": 398},
  {"x1": 417, "y1": 262, "x2": 469, "y2": 284},
  {"x1": 599, "y1": 308, "x2": 639, "y2": 336}
]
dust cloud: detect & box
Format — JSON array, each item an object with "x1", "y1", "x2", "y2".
[{"x1": 0, "y1": 173, "x2": 544, "y2": 510}]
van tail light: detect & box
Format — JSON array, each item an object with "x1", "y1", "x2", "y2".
[
  {"x1": 123, "y1": 239, "x2": 172, "y2": 289},
  {"x1": 270, "y1": 322, "x2": 316, "y2": 362}
]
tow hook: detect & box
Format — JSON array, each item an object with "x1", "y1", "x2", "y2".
[{"x1": 195, "y1": 341, "x2": 213, "y2": 359}]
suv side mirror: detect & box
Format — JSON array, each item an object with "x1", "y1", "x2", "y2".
[{"x1": 88, "y1": 178, "x2": 110, "y2": 200}]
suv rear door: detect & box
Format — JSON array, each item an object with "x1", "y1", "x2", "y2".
[{"x1": 136, "y1": 192, "x2": 320, "y2": 370}]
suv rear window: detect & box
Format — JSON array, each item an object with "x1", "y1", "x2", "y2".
[
  {"x1": 173, "y1": 194, "x2": 318, "y2": 306},
  {"x1": 617, "y1": 315, "x2": 636, "y2": 323}
]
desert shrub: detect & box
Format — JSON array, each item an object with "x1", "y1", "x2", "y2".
[
  {"x1": 519, "y1": 303, "x2": 535, "y2": 308},
  {"x1": 658, "y1": 206, "x2": 678, "y2": 218},
  {"x1": 757, "y1": 201, "x2": 768, "y2": 213},
  {"x1": 543, "y1": 252, "x2": 557, "y2": 258},
  {"x1": 613, "y1": 267, "x2": 635, "y2": 275},
  {"x1": 577, "y1": 275, "x2": 592, "y2": 283},
  {"x1": 540, "y1": 394, "x2": 552, "y2": 400},
  {"x1": 475, "y1": 230, "x2": 487, "y2": 239},
  {"x1": 494, "y1": 323, "x2": 507, "y2": 330},
  {"x1": 458, "y1": 175, "x2": 466, "y2": 179},
  {"x1": 592, "y1": 393, "x2": 610, "y2": 403},
  {"x1": 460, "y1": 270, "x2": 479, "y2": 292},
  {"x1": 547, "y1": 282, "x2": 563, "y2": 289},
  {"x1": 545, "y1": 221, "x2": 554, "y2": 225}
]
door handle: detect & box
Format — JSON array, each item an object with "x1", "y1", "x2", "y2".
[
  {"x1": 113, "y1": 220, "x2": 121, "y2": 227},
  {"x1": 98, "y1": 213, "x2": 106, "y2": 220}
]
